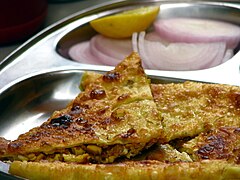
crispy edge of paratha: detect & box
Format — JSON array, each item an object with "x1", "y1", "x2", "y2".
[{"x1": 9, "y1": 160, "x2": 240, "y2": 180}]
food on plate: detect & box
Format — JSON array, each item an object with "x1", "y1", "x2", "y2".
[
  {"x1": 222, "y1": 49, "x2": 234, "y2": 63},
  {"x1": 134, "y1": 143, "x2": 193, "y2": 163},
  {"x1": 0, "y1": 138, "x2": 10, "y2": 156},
  {"x1": 1, "y1": 52, "x2": 240, "y2": 179},
  {"x1": 9, "y1": 160, "x2": 240, "y2": 180},
  {"x1": 81, "y1": 71, "x2": 240, "y2": 142},
  {"x1": 180, "y1": 126, "x2": 240, "y2": 164},
  {"x1": 67, "y1": 41, "x2": 100, "y2": 65},
  {"x1": 138, "y1": 31, "x2": 227, "y2": 70},
  {"x1": 154, "y1": 18, "x2": 240, "y2": 49},
  {"x1": 147, "y1": 18, "x2": 240, "y2": 70},
  {"x1": 80, "y1": 71, "x2": 102, "y2": 91},
  {"x1": 151, "y1": 81, "x2": 240, "y2": 142},
  {"x1": 0, "y1": 52, "x2": 163, "y2": 164},
  {"x1": 70, "y1": 13, "x2": 240, "y2": 71},
  {"x1": 69, "y1": 34, "x2": 133, "y2": 65},
  {"x1": 90, "y1": 6, "x2": 159, "y2": 39}
]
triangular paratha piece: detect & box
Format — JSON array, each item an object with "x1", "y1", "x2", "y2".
[{"x1": 0, "y1": 52, "x2": 163, "y2": 163}]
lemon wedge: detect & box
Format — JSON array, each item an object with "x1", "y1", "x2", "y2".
[{"x1": 90, "y1": 6, "x2": 160, "y2": 39}]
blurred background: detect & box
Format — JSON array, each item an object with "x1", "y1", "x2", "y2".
[{"x1": 0, "y1": 0, "x2": 106, "y2": 61}]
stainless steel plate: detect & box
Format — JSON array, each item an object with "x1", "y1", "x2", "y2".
[{"x1": 0, "y1": 0, "x2": 240, "y2": 178}]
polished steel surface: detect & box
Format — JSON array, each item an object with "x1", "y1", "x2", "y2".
[
  {"x1": 0, "y1": 0, "x2": 239, "y2": 178},
  {"x1": 0, "y1": 70, "x2": 83, "y2": 140}
]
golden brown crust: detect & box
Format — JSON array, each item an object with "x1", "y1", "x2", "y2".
[
  {"x1": 1, "y1": 52, "x2": 163, "y2": 163},
  {"x1": 81, "y1": 73, "x2": 240, "y2": 142},
  {"x1": 181, "y1": 127, "x2": 240, "y2": 164},
  {"x1": 0, "y1": 137, "x2": 10, "y2": 157},
  {"x1": 151, "y1": 82, "x2": 240, "y2": 142},
  {"x1": 9, "y1": 160, "x2": 240, "y2": 180}
]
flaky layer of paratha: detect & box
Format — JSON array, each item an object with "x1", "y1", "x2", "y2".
[
  {"x1": 81, "y1": 72, "x2": 240, "y2": 142},
  {"x1": 180, "y1": 126, "x2": 240, "y2": 164},
  {"x1": 151, "y1": 82, "x2": 240, "y2": 142}
]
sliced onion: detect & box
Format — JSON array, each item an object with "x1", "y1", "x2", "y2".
[
  {"x1": 89, "y1": 38, "x2": 121, "y2": 66},
  {"x1": 138, "y1": 31, "x2": 227, "y2": 70},
  {"x1": 89, "y1": 34, "x2": 133, "y2": 66},
  {"x1": 68, "y1": 41, "x2": 100, "y2": 65},
  {"x1": 222, "y1": 49, "x2": 234, "y2": 63},
  {"x1": 145, "y1": 32, "x2": 169, "y2": 45},
  {"x1": 69, "y1": 35, "x2": 135, "y2": 66},
  {"x1": 132, "y1": 32, "x2": 138, "y2": 52},
  {"x1": 132, "y1": 32, "x2": 149, "y2": 69},
  {"x1": 138, "y1": 32, "x2": 154, "y2": 69},
  {"x1": 154, "y1": 18, "x2": 240, "y2": 49}
]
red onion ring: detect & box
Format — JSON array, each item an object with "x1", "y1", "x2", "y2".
[
  {"x1": 68, "y1": 41, "x2": 100, "y2": 65},
  {"x1": 138, "y1": 31, "x2": 227, "y2": 70},
  {"x1": 154, "y1": 18, "x2": 240, "y2": 49}
]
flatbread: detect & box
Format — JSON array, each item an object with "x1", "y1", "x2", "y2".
[
  {"x1": 0, "y1": 52, "x2": 163, "y2": 163},
  {"x1": 9, "y1": 160, "x2": 240, "y2": 180}
]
